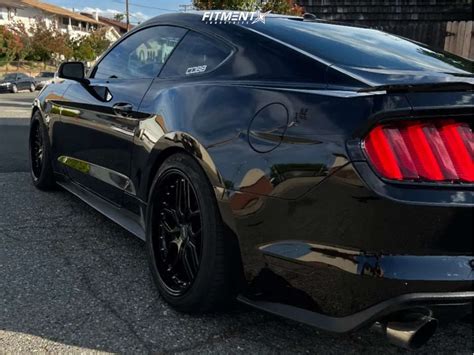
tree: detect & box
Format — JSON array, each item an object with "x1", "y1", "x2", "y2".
[
  {"x1": 11, "y1": 20, "x2": 71, "y2": 62},
  {"x1": 67, "y1": 37, "x2": 94, "y2": 61},
  {"x1": 262, "y1": 0, "x2": 304, "y2": 15},
  {"x1": 9, "y1": 20, "x2": 110, "y2": 64},
  {"x1": 114, "y1": 13, "x2": 125, "y2": 22},
  {"x1": 68, "y1": 28, "x2": 111, "y2": 61},
  {"x1": 192, "y1": 0, "x2": 304, "y2": 15},
  {"x1": 85, "y1": 28, "x2": 111, "y2": 58},
  {"x1": 0, "y1": 26, "x2": 24, "y2": 64}
]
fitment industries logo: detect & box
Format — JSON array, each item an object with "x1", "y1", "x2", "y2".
[{"x1": 202, "y1": 10, "x2": 271, "y2": 25}]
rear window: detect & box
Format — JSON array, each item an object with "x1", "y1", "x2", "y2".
[
  {"x1": 246, "y1": 18, "x2": 472, "y2": 74},
  {"x1": 160, "y1": 31, "x2": 231, "y2": 78},
  {"x1": 2, "y1": 74, "x2": 16, "y2": 80}
]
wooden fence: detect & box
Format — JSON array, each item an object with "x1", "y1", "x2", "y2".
[{"x1": 444, "y1": 21, "x2": 474, "y2": 59}]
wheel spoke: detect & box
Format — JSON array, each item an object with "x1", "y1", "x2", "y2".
[
  {"x1": 189, "y1": 209, "x2": 200, "y2": 218},
  {"x1": 160, "y1": 208, "x2": 180, "y2": 236},
  {"x1": 189, "y1": 226, "x2": 201, "y2": 240},
  {"x1": 162, "y1": 208, "x2": 179, "y2": 224},
  {"x1": 186, "y1": 240, "x2": 200, "y2": 270},
  {"x1": 162, "y1": 220, "x2": 179, "y2": 235},
  {"x1": 176, "y1": 178, "x2": 191, "y2": 217},
  {"x1": 38, "y1": 149, "x2": 43, "y2": 163},
  {"x1": 181, "y1": 246, "x2": 196, "y2": 281},
  {"x1": 175, "y1": 179, "x2": 183, "y2": 215}
]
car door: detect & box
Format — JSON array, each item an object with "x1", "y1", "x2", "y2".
[
  {"x1": 13, "y1": 73, "x2": 21, "y2": 90},
  {"x1": 16, "y1": 73, "x2": 28, "y2": 90},
  {"x1": 13, "y1": 73, "x2": 21, "y2": 89},
  {"x1": 54, "y1": 25, "x2": 187, "y2": 206}
]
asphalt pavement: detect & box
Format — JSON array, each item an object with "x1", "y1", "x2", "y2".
[
  {"x1": 0, "y1": 91, "x2": 34, "y2": 118},
  {"x1": 0, "y1": 92, "x2": 472, "y2": 353}
]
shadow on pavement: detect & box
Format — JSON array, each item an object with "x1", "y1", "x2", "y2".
[{"x1": 0, "y1": 173, "x2": 472, "y2": 353}]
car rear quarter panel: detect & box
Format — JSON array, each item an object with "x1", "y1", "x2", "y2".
[{"x1": 211, "y1": 89, "x2": 473, "y2": 317}]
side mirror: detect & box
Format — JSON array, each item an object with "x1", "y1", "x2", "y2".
[{"x1": 58, "y1": 62, "x2": 86, "y2": 82}]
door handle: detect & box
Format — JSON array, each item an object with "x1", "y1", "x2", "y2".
[{"x1": 113, "y1": 102, "x2": 133, "y2": 117}]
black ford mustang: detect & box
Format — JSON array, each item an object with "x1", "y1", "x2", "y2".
[{"x1": 29, "y1": 13, "x2": 473, "y2": 349}]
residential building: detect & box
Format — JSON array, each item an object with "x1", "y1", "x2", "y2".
[
  {"x1": 0, "y1": 0, "x2": 120, "y2": 41},
  {"x1": 81, "y1": 12, "x2": 133, "y2": 35}
]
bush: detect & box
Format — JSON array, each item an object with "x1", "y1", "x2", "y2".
[{"x1": 0, "y1": 25, "x2": 25, "y2": 64}]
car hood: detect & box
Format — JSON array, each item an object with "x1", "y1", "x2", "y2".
[
  {"x1": 336, "y1": 65, "x2": 474, "y2": 88},
  {"x1": 0, "y1": 80, "x2": 12, "y2": 84}
]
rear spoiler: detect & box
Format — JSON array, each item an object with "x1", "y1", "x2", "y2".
[{"x1": 358, "y1": 82, "x2": 474, "y2": 94}]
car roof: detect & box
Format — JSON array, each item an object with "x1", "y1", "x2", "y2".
[
  {"x1": 133, "y1": 12, "x2": 293, "y2": 37},
  {"x1": 131, "y1": 12, "x2": 377, "y2": 54},
  {"x1": 128, "y1": 12, "x2": 473, "y2": 88}
]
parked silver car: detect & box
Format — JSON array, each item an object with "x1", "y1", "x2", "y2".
[{"x1": 35, "y1": 71, "x2": 56, "y2": 90}]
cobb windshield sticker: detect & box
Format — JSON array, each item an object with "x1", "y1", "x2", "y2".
[{"x1": 185, "y1": 65, "x2": 207, "y2": 75}]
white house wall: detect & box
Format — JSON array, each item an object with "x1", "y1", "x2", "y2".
[{"x1": 0, "y1": 5, "x2": 92, "y2": 38}]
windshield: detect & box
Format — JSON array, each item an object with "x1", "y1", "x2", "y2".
[
  {"x1": 1, "y1": 74, "x2": 16, "y2": 81},
  {"x1": 247, "y1": 18, "x2": 473, "y2": 74},
  {"x1": 38, "y1": 72, "x2": 54, "y2": 78}
]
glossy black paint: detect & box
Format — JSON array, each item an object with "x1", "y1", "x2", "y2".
[
  {"x1": 52, "y1": 78, "x2": 149, "y2": 205},
  {"x1": 32, "y1": 13, "x2": 473, "y2": 330}
]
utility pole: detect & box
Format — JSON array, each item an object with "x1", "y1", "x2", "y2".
[{"x1": 125, "y1": 0, "x2": 130, "y2": 31}]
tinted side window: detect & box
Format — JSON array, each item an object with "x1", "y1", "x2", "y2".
[
  {"x1": 93, "y1": 26, "x2": 187, "y2": 80},
  {"x1": 160, "y1": 31, "x2": 231, "y2": 78}
]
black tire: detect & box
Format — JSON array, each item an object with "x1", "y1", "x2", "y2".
[
  {"x1": 11, "y1": 84, "x2": 17, "y2": 93},
  {"x1": 29, "y1": 111, "x2": 55, "y2": 190},
  {"x1": 147, "y1": 153, "x2": 237, "y2": 313}
]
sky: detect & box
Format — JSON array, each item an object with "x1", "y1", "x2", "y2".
[{"x1": 46, "y1": 0, "x2": 191, "y2": 24}]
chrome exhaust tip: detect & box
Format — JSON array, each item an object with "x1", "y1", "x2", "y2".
[{"x1": 372, "y1": 313, "x2": 438, "y2": 350}]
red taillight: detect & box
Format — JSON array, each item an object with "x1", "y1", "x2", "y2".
[{"x1": 363, "y1": 120, "x2": 473, "y2": 183}]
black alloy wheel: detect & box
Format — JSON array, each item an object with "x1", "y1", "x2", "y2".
[
  {"x1": 29, "y1": 112, "x2": 55, "y2": 189},
  {"x1": 147, "y1": 153, "x2": 240, "y2": 313},
  {"x1": 152, "y1": 170, "x2": 203, "y2": 295},
  {"x1": 30, "y1": 120, "x2": 44, "y2": 179}
]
